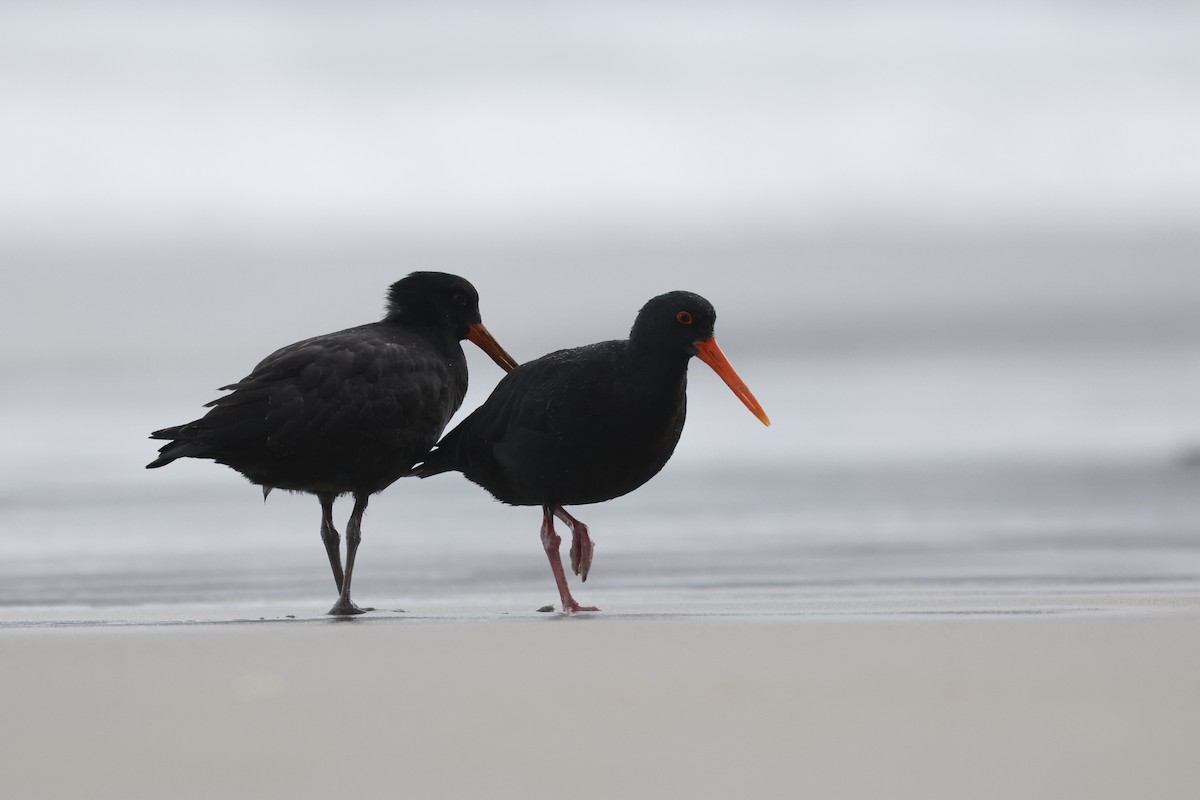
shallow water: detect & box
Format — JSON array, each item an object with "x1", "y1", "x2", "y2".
[
  {"x1": 3, "y1": 340, "x2": 1200, "y2": 618},
  {"x1": 3, "y1": 448, "x2": 1198, "y2": 616}
]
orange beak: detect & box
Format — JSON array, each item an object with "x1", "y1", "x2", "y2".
[
  {"x1": 467, "y1": 323, "x2": 519, "y2": 372},
  {"x1": 694, "y1": 338, "x2": 771, "y2": 426}
]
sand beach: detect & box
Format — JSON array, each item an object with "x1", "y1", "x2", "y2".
[{"x1": 4, "y1": 594, "x2": 1199, "y2": 800}]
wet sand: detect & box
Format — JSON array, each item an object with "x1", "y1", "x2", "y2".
[{"x1": 3, "y1": 595, "x2": 1199, "y2": 800}]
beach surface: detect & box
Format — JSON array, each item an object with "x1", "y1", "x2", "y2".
[{"x1": 4, "y1": 596, "x2": 1199, "y2": 800}]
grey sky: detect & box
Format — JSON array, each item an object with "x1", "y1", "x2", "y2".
[
  {"x1": 1, "y1": 1, "x2": 1197, "y2": 368},
  {"x1": 3, "y1": 1, "x2": 1197, "y2": 239}
]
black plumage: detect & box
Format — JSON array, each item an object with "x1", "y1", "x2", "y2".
[
  {"x1": 148, "y1": 272, "x2": 516, "y2": 615},
  {"x1": 418, "y1": 290, "x2": 769, "y2": 612}
]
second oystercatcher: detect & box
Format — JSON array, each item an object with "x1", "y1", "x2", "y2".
[{"x1": 147, "y1": 272, "x2": 517, "y2": 616}]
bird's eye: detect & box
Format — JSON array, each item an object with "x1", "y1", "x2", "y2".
[{"x1": 676, "y1": 311, "x2": 693, "y2": 325}]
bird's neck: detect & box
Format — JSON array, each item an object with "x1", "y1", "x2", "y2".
[
  {"x1": 384, "y1": 316, "x2": 463, "y2": 360},
  {"x1": 627, "y1": 341, "x2": 692, "y2": 392}
]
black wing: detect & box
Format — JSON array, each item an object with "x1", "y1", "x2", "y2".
[
  {"x1": 148, "y1": 324, "x2": 465, "y2": 469},
  {"x1": 417, "y1": 342, "x2": 625, "y2": 493}
]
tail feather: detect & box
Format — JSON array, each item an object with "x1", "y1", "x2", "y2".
[
  {"x1": 149, "y1": 424, "x2": 186, "y2": 441},
  {"x1": 147, "y1": 431, "x2": 218, "y2": 467},
  {"x1": 146, "y1": 396, "x2": 270, "y2": 470},
  {"x1": 148, "y1": 418, "x2": 200, "y2": 468}
]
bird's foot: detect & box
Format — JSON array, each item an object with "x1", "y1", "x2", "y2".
[
  {"x1": 326, "y1": 598, "x2": 373, "y2": 616},
  {"x1": 569, "y1": 528, "x2": 594, "y2": 581},
  {"x1": 562, "y1": 599, "x2": 600, "y2": 614}
]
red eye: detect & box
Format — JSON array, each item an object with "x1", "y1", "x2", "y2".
[{"x1": 676, "y1": 311, "x2": 693, "y2": 325}]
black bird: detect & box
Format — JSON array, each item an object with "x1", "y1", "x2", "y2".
[
  {"x1": 147, "y1": 272, "x2": 517, "y2": 616},
  {"x1": 418, "y1": 291, "x2": 769, "y2": 612}
]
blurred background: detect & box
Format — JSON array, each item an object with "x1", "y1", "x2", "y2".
[{"x1": 1, "y1": 1, "x2": 1198, "y2": 611}]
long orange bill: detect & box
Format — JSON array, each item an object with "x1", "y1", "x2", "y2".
[
  {"x1": 467, "y1": 323, "x2": 520, "y2": 372},
  {"x1": 694, "y1": 337, "x2": 771, "y2": 426}
]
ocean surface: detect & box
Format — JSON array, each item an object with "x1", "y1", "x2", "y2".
[{"x1": 3, "y1": 344, "x2": 1198, "y2": 622}]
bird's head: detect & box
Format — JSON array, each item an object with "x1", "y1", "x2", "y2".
[
  {"x1": 631, "y1": 290, "x2": 770, "y2": 426},
  {"x1": 387, "y1": 272, "x2": 518, "y2": 371}
]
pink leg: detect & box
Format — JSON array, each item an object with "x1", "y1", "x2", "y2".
[
  {"x1": 541, "y1": 506, "x2": 599, "y2": 613},
  {"x1": 554, "y1": 506, "x2": 595, "y2": 581}
]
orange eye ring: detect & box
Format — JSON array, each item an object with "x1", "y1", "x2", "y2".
[{"x1": 676, "y1": 311, "x2": 693, "y2": 325}]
